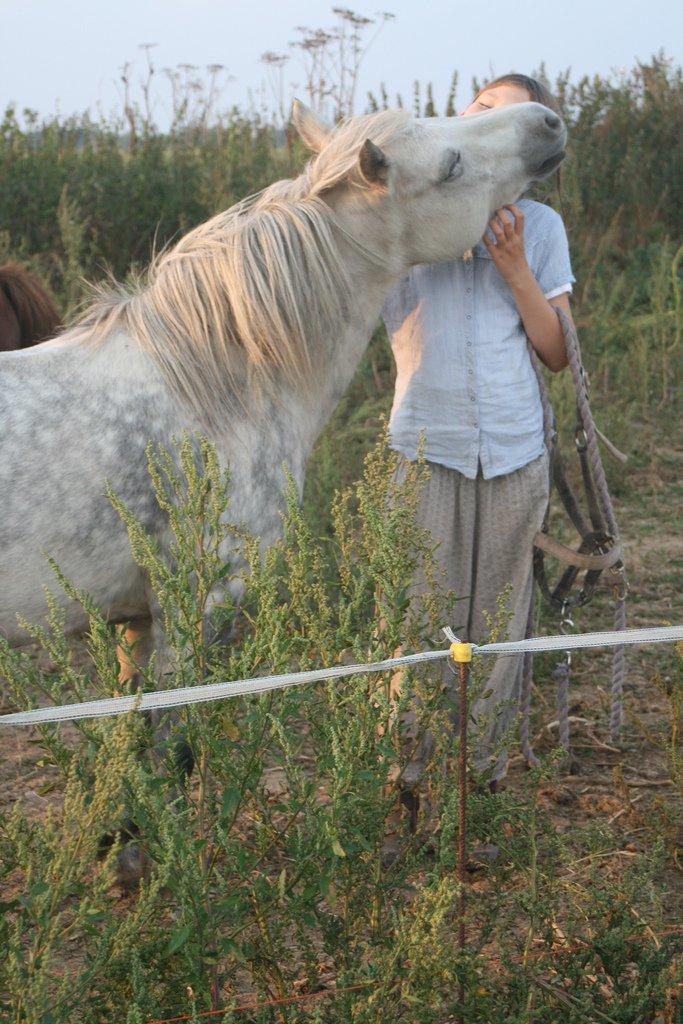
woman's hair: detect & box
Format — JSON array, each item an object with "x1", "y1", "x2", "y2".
[{"x1": 476, "y1": 73, "x2": 562, "y2": 116}]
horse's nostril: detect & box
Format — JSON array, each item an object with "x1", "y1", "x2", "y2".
[{"x1": 545, "y1": 112, "x2": 561, "y2": 131}]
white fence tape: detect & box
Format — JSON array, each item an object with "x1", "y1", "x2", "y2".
[
  {"x1": 0, "y1": 649, "x2": 446, "y2": 727},
  {"x1": 1, "y1": 625, "x2": 681, "y2": 728},
  {"x1": 470, "y1": 625, "x2": 683, "y2": 657}
]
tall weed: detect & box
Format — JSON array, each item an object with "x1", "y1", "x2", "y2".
[{"x1": 0, "y1": 437, "x2": 677, "y2": 1022}]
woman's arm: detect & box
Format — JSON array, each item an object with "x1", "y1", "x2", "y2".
[{"x1": 483, "y1": 203, "x2": 573, "y2": 372}]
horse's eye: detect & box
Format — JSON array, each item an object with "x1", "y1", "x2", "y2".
[{"x1": 443, "y1": 152, "x2": 463, "y2": 181}]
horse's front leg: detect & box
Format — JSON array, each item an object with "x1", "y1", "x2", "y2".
[
  {"x1": 108, "y1": 616, "x2": 195, "y2": 888},
  {"x1": 145, "y1": 616, "x2": 196, "y2": 778},
  {"x1": 117, "y1": 615, "x2": 194, "y2": 772},
  {"x1": 117, "y1": 618, "x2": 155, "y2": 687}
]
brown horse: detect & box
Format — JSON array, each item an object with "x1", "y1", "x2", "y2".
[{"x1": 0, "y1": 262, "x2": 62, "y2": 351}]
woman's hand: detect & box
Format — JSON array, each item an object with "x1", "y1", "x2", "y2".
[
  {"x1": 482, "y1": 202, "x2": 572, "y2": 372},
  {"x1": 483, "y1": 203, "x2": 528, "y2": 286}
]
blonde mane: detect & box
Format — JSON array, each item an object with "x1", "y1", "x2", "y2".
[{"x1": 67, "y1": 108, "x2": 411, "y2": 430}]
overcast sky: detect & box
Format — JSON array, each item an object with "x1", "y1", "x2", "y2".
[{"x1": 2, "y1": 0, "x2": 681, "y2": 126}]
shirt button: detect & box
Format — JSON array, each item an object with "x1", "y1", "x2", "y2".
[
  {"x1": 466, "y1": 341, "x2": 472, "y2": 348},
  {"x1": 473, "y1": 420, "x2": 478, "y2": 428},
  {"x1": 466, "y1": 287, "x2": 472, "y2": 293},
  {"x1": 466, "y1": 314, "x2": 472, "y2": 320},
  {"x1": 469, "y1": 395, "x2": 476, "y2": 402},
  {"x1": 467, "y1": 368, "x2": 473, "y2": 375}
]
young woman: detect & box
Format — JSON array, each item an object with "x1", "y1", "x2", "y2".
[{"x1": 383, "y1": 74, "x2": 575, "y2": 792}]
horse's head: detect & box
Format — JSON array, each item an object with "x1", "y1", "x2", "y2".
[
  {"x1": 291, "y1": 101, "x2": 566, "y2": 270},
  {"x1": 0, "y1": 263, "x2": 62, "y2": 351}
]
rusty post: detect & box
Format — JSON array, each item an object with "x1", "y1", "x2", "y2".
[{"x1": 450, "y1": 641, "x2": 472, "y2": 1023}]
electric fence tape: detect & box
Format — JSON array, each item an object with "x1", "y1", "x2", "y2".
[{"x1": 1, "y1": 624, "x2": 681, "y2": 728}]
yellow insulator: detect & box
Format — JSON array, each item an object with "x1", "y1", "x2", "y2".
[{"x1": 450, "y1": 641, "x2": 473, "y2": 664}]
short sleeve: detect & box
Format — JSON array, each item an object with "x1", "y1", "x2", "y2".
[{"x1": 532, "y1": 210, "x2": 576, "y2": 299}]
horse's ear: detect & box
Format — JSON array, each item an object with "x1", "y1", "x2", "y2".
[
  {"x1": 358, "y1": 139, "x2": 390, "y2": 187},
  {"x1": 291, "y1": 99, "x2": 330, "y2": 152}
]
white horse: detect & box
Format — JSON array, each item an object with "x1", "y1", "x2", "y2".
[{"x1": 0, "y1": 101, "x2": 566, "y2": 667}]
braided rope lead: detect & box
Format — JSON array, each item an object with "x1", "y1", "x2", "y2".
[
  {"x1": 529, "y1": 309, "x2": 627, "y2": 747},
  {"x1": 557, "y1": 307, "x2": 627, "y2": 745}
]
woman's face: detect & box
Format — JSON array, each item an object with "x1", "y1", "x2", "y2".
[{"x1": 460, "y1": 82, "x2": 532, "y2": 117}]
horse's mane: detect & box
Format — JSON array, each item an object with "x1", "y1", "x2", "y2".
[
  {"x1": 0, "y1": 263, "x2": 62, "y2": 351},
  {"x1": 66, "y1": 108, "x2": 411, "y2": 429}
]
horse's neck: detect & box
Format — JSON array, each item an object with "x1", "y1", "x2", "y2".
[
  {"x1": 280, "y1": 276, "x2": 388, "y2": 471},
  {"x1": 291, "y1": 206, "x2": 405, "y2": 457}
]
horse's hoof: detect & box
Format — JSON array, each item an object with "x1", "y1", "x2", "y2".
[
  {"x1": 380, "y1": 833, "x2": 405, "y2": 870},
  {"x1": 466, "y1": 843, "x2": 501, "y2": 872},
  {"x1": 174, "y1": 739, "x2": 195, "y2": 778},
  {"x1": 116, "y1": 844, "x2": 152, "y2": 892},
  {"x1": 98, "y1": 819, "x2": 140, "y2": 858},
  {"x1": 399, "y1": 788, "x2": 420, "y2": 834},
  {"x1": 98, "y1": 821, "x2": 151, "y2": 892}
]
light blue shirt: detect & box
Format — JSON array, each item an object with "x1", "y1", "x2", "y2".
[{"x1": 382, "y1": 198, "x2": 575, "y2": 479}]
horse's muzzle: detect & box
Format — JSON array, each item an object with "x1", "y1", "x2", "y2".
[{"x1": 533, "y1": 149, "x2": 567, "y2": 178}]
